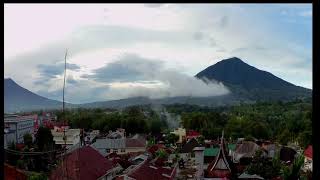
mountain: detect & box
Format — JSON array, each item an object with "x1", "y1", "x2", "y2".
[
  {"x1": 4, "y1": 78, "x2": 65, "y2": 113},
  {"x1": 195, "y1": 57, "x2": 312, "y2": 101},
  {"x1": 4, "y1": 57, "x2": 311, "y2": 112}
]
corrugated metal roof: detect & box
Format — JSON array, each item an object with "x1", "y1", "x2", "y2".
[
  {"x1": 204, "y1": 148, "x2": 219, "y2": 157},
  {"x1": 227, "y1": 144, "x2": 236, "y2": 151},
  {"x1": 92, "y1": 138, "x2": 126, "y2": 149}
]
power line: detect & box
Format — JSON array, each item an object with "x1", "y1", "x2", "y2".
[{"x1": 4, "y1": 148, "x2": 63, "y2": 155}]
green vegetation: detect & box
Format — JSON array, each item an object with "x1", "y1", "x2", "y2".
[
  {"x1": 165, "y1": 133, "x2": 179, "y2": 145},
  {"x1": 156, "y1": 149, "x2": 168, "y2": 158},
  {"x1": 54, "y1": 106, "x2": 168, "y2": 135},
  {"x1": 27, "y1": 172, "x2": 47, "y2": 180},
  {"x1": 282, "y1": 155, "x2": 305, "y2": 180},
  {"x1": 35, "y1": 99, "x2": 311, "y2": 148},
  {"x1": 23, "y1": 133, "x2": 33, "y2": 147},
  {"x1": 35, "y1": 127, "x2": 54, "y2": 151},
  {"x1": 168, "y1": 100, "x2": 311, "y2": 148},
  {"x1": 246, "y1": 150, "x2": 282, "y2": 179}
]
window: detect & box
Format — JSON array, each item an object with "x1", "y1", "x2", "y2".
[
  {"x1": 106, "y1": 149, "x2": 110, "y2": 153},
  {"x1": 113, "y1": 149, "x2": 118, "y2": 153},
  {"x1": 121, "y1": 149, "x2": 125, "y2": 152}
]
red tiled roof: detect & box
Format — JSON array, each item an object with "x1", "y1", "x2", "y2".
[
  {"x1": 16, "y1": 144, "x2": 25, "y2": 150},
  {"x1": 304, "y1": 145, "x2": 312, "y2": 159},
  {"x1": 128, "y1": 160, "x2": 177, "y2": 180},
  {"x1": 148, "y1": 144, "x2": 170, "y2": 156},
  {"x1": 4, "y1": 164, "x2": 27, "y2": 180},
  {"x1": 186, "y1": 130, "x2": 201, "y2": 137},
  {"x1": 49, "y1": 146, "x2": 115, "y2": 180}
]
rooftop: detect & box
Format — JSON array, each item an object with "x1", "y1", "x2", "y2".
[{"x1": 50, "y1": 146, "x2": 116, "y2": 180}]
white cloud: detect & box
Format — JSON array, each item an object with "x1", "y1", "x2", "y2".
[{"x1": 4, "y1": 3, "x2": 312, "y2": 103}]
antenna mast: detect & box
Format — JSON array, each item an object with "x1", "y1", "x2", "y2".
[
  {"x1": 63, "y1": 49, "x2": 68, "y2": 114},
  {"x1": 62, "y1": 49, "x2": 68, "y2": 179}
]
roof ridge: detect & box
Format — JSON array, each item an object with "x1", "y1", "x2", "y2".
[{"x1": 210, "y1": 132, "x2": 231, "y2": 172}]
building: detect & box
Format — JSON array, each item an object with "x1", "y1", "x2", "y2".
[
  {"x1": 51, "y1": 126, "x2": 80, "y2": 148},
  {"x1": 280, "y1": 146, "x2": 297, "y2": 164},
  {"x1": 233, "y1": 141, "x2": 262, "y2": 163},
  {"x1": 118, "y1": 159, "x2": 178, "y2": 180},
  {"x1": 39, "y1": 112, "x2": 57, "y2": 127},
  {"x1": 186, "y1": 130, "x2": 201, "y2": 141},
  {"x1": 180, "y1": 138, "x2": 200, "y2": 154},
  {"x1": 4, "y1": 114, "x2": 35, "y2": 146},
  {"x1": 91, "y1": 136, "x2": 146, "y2": 157},
  {"x1": 194, "y1": 147, "x2": 205, "y2": 179},
  {"x1": 85, "y1": 130, "x2": 100, "y2": 145},
  {"x1": 107, "y1": 128, "x2": 126, "y2": 139},
  {"x1": 50, "y1": 146, "x2": 121, "y2": 180},
  {"x1": 5, "y1": 163, "x2": 27, "y2": 180},
  {"x1": 303, "y1": 145, "x2": 312, "y2": 172},
  {"x1": 170, "y1": 127, "x2": 186, "y2": 143},
  {"x1": 206, "y1": 131, "x2": 232, "y2": 179},
  {"x1": 204, "y1": 147, "x2": 219, "y2": 164}
]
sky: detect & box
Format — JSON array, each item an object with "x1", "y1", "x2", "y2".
[{"x1": 4, "y1": 3, "x2": 312, "y2": 104}]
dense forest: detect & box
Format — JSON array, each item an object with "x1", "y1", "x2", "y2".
[
  {"x1": 35, "y1": 99, "x2": 311, "y2": 148},
  {"x1": 166, "y1": 99, "x2": 312, "y2": 148}
]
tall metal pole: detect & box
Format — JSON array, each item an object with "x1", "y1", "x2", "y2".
[
  {"x1": 62, "y1": 49, "x2": 68, "y2": 179},
  {"x1": 63, "y1": 49, "x2": 68, "y2": 114}
]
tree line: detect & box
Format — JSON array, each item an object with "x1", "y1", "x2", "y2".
[{"x1": 169, "y1": 100, "x2": 312, "y2": 148}]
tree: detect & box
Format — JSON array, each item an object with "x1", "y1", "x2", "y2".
[
  {"x1": 196, "y1": 136, "x2": 205, "y2": 146},
  {"x1": 35, "y1": 127, "x2": 54, "y2": 151},
  {"x1": 156, "y1": 149, "x2": 168, "y2": 159},
  {"x1": 282, "y1": 155, "x2": 305, "y2": 180},
  {"x1": 166, "y1": 133, "x2": 179, "y2": 145},
  {"x1": 28, "y1": 172, "x2": 47, "y2": 180},
  {"x1": 278, "y1": 129, "x2": 291, "y2": 145},
  {"x1": 246, "y1": 150, "x2": 282, "y2": 179},
  {"x1": 24, "y1": 133, "x2": 33, "y2": 147}
]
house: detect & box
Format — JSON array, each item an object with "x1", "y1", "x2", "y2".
[
  {"x1": 85, "y1": 130, "x2": 100, "y2": 145},
  {"x1": 186, "y1": 130, "x2": 201, "y2": 141},
  {"x1": 170, "y1": 127, "x2": 186, "y2": 143},
  {"x1": 206, "y1": 131, "x2": 232, "y2": 179},
  {"x1": 180, "y1": 138, "x2": 200, "y2": 153},
  {"x1": 4, "y1": 114, "x2": 35, "y2": 145},
  {"x1": 147, "y1": 144, "x2": 166, "y2": 156},
  {"x1": 118, "y1": 159, "x2": 178, "y2": 180},
  {"x1": 261, "y1": 143, "x2": 277, "y2": 158},
  {"x1": 179, "y1": 138, "x2": 200, "y2": 161},
  {"x1": 233, "y1": 141, "x2": 262, "y2": 163},
  {"x1": 280, "y1": 146, "x2": 297, "y2": 164},
  {"x1": 303, "y1": 145, "x2": 312, "y2": 172},
  {"x1": 51, "y1": 126, "x2": 80, "y2": 148},
  {"x1": 194, "y1": 147, "x2": 205, "y2": 179},
  {"x1": 204, "y1": 147, "x2": 219, "y2": 163},
  {"x1": 91, "y1": 137, "x2": 146, "y2": 157},
  {"x1": 238, "y1": 172, "x2": 264, "y2": 180},
  {"x1": 49, "y1": 146, "x2": 121, "y2": 180},
  {"x1": 107, "y1": 128, "x2": 126, "y2": 139},
  {"x1": 5, "y1": 163, "x2": 27, "y2": 180}
]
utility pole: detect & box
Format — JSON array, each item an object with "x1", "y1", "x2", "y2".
[{"x1": 62, "y1": 49, "x2": 68, "y2": 179}]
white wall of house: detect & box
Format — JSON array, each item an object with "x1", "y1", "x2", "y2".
[
  {"x1": 304, "y1": 157, "x2": 312, "y2": 172},
  {"x1": 51, "y1": 128, "x2": 80, "y2": 146}
]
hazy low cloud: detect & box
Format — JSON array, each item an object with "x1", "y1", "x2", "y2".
[
  {"x1": 84, "y1": 53, "x2": 230, "y2": 100},
  {"x1": 37, "y1": 62, "x2": 81, "y2": 78},
  {"x1": 193, "y1": 31, "x2": 204, "y2": 41},
  {"x1": 219, "y1": 15, "x2": 229, "y2": 28},
  {"x1": 86, "y1": 54, "x2": 163, "y2": 83}
]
